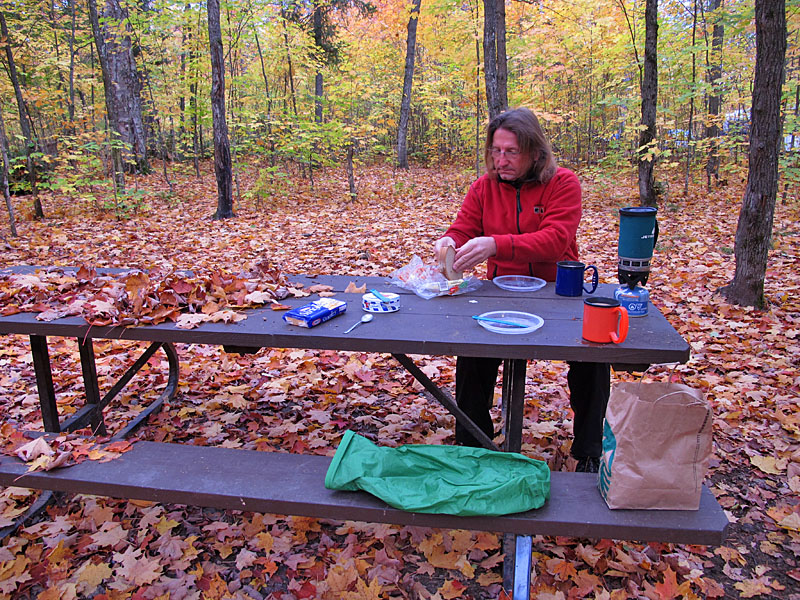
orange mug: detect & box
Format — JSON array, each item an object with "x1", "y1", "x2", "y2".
[{"x1": 582, "y1": 297, "x2": 629, "y2": 343}]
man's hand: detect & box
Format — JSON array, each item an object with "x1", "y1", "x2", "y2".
[
  {"x1": 434, "y1": 236, "x2": 456, "y2": 257},
  {"x1": 453, "y1": 237, "x2": 496, "y2": 272}
]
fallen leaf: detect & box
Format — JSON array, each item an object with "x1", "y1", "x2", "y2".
[
  {"x1": 750, "y1": 455, "x2": 784, "y2": 475},
  {"x1": 344, "y1": 281, "x2": 366, "y2": 293},
  {"x1": 15, "y1": 437, "x2": 54, "y2": 461},
  {"x1": 175, "y1": 312, "x2": 208, "y2": 329},
  {"x1": 777, "y1": 512, "x2": 800, "y2": 532}
]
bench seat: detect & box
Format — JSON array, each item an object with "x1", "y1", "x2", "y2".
[{"x1": 0, "y1": 440, "x2": 728, "y2": 545}]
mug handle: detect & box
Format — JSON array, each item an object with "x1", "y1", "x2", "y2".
[
  {"x1": 610, "y1": 307, "x2": 629, "y2": 344},
  {"x1": 584, "y1": 265, "x2": 599, "y2": 294}
]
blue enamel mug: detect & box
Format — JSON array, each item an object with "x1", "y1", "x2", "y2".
[{"x1": 555, "y1": 261, "x2": 599, "y2": 297}]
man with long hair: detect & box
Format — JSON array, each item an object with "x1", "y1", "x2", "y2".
[{"x1": 434, "y1": 107, "x2": 608, "y2": 472}]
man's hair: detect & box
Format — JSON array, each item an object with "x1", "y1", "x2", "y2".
[{"x1": 484, "y1": 108, "x2": 558, "y2": 184}]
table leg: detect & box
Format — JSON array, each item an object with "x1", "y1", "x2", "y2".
[
  {"x1": 391, "y1": 353, "x2": 499, "y2": 451},
  {"x1": 112, "y1": 342, "x2": 180, "y2": 440},
  {"x1": 29, "y1": 335, "x2": 59, "y2": 433},
  {"x1": 513, "y1": 535, "x2": 533, "y2": 599},
  {"x1": 501, "y1": 359, "x2": 530, "y2": 596},
  {"x1": 501, "y1": 358, "x2": 527, "y2": 453},
  {"x1": 78, "y1": 338, "x2": 108, "y2": 436},
  {"x1": 29, "y1": 337, "x2": 179, "y2": 437},
  {"x1": 394, "y1": 353, "x2": 533, "y2": 596}
]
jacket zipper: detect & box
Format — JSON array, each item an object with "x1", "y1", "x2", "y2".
[{"x1": 516, "y1": 186, "x2": 535, "y2": 277}]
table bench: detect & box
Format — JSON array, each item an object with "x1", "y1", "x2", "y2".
[
  {"x1": 0, "y1": 267, "x2": 728, "y2": 597},
  {"x1": 0, "y1": 440, "x2": 728, "y2": 598}
]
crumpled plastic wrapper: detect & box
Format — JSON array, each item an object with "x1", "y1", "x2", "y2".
[{"x1": 389, "y1": 255, "x2": 482, "y2": 299}]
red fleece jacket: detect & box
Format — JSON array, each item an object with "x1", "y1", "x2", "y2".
[{"x1": 443, "y1": 167, "x2": 582, "y2": 282}]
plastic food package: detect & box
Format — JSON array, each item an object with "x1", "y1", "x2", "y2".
[
  {"x1": 325, "y1": 430, "x2": 550, "y2": 516},
  {"x1": 389, "y1": 255, "x2": 482, "y2": 300}
]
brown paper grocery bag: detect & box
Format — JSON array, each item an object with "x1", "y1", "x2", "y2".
[{"x1": 598, "y1": 381, "x2": 712, "y2": 510}]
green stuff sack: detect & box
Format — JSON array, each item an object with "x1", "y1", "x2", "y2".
[{"x1": 325, "y1": 430, "x2": 550, "y2": 516}]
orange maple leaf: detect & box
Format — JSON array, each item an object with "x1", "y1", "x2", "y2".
[
  {"x1": 123, "y1": 271, "x2": 150, "y2": 297},
  {"x1": 341, "y1": 577, "x2": 382, "y2": 600},
  {"x1": 548, "y1": 557, "x2": 578, "y2": 581},
  {"x1": 104, "y1": 440, "x2": 132, "y2": 453},
  {"x1": 438, "y1": 579, "x2": 467, "y2": 599},
  {"x1": 649, "y1": 567, "x2": 692, "y2": 600},
  {"x1": 734, "y1": 577, "x2": 776, "y2": 598}
]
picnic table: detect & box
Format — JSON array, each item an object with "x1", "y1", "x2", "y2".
[{"x1": 0, "y1": 267, "x2": 726, "y2": 598}]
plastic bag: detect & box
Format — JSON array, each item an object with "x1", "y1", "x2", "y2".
[
  {"x1": 389, "y1": 255, "x2": 482, "y2": 299},
  {"x1": 325, "y1": 430, "x2": 550, "y2": 516}
]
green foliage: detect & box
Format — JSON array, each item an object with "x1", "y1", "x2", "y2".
[
  {"x1": 779, "y1": 150, "x2": 800, "y2": 203},
  {"x1": 0, "y1": 0, "x2": 788, "y2": 191},
  {"x1": 103, "y1": 188, "x2": 150, "y2": 220},
  {"x1": 244, "y1": 165, "x2": 291, "y2": 208}
]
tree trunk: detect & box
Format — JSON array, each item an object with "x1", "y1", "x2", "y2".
[
  {"x1": 474, "y1": 0, "x2": 481, "y2": 177},
  {"x1": 49, "y1": 3, "x2": 71, "y2": 138},
  {"x1": 720, "y1": 0, "x2": 786, "y2": 308},
  {"x1": 253, "y1": 24, "x2": 274, "y2": 140},
  {"x1": 0, "y1": 101, "x2": 17, "y2": 237},
  {"x1": 783, "y1": 57, "x2": 799, "y2": 203},
  {"x1": 68, "y1": 0, "x2": 77, "y2": 129},
  {"x1": 313, "y1": 4, "x2": 324, "y2": 124},
  {"x1": 0, "y1": 10, "x2": 43, "y2": 219},
  {"x1": 87, "y1": 0, "x2": 126, "y2": 191},
  {"x1": 704, "y1": 0, "x2": 723, "y2": 190},
  {"x1": 684, "y1": 0, "x2": 697, "y2": 196},
  {"x1": 495, "y1": 0, "x2": 507, "y2": 112},
  {"x1": 397, "y1": 0, "x2": 422, "y2": 169},
  {"x1": 483, "y1": 0, "x2": 501, "y2": 120},
  {"x1": 207, "y1": 0, "x2": 234, "y2": 219},
  {"x1": 281, "y1": 10, "x2": 298, "y2": 117},
  {"x1": 187, "y1": 5, "x2": 200, "y2": 176},
  {"x1": 178, "y1": 3, "x2": 191, "y2": 160},
  {"x1": 190, "y1": 50, "x2": 200, "y2": 177},
  {"x1": 346, "y1": 142, "x2": 356, "y2": 201},
  {"x1": 88, "y1": 0, "x2": 149, "y2": 174},
  {"x1": 637, "y1": 0, "x2": 658, "y2": 207}
]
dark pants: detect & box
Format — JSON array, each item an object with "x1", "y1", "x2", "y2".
[{"x1": 454, "y1": 357, "x2": 610, "y2": 458}]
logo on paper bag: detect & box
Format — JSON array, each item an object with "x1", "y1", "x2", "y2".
[{"x1": 598, "y1": 420, "x2": 616, "y2": 499}]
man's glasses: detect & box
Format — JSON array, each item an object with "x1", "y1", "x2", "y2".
[{"x1": 490, "y1": 147, "x2": 521, "y2": 159}]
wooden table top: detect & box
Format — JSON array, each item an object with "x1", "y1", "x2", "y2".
[{"x1": 0, "y1": 270, "x2": 689, "y2": 365}]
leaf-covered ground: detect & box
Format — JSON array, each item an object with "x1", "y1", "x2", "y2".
[{"x1": 0, "y1": 162, "x2": 799, "y2": 599}]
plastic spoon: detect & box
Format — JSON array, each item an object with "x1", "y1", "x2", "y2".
[
  {"x1": 344, "y1": 313, "x2": 374, "y2": 333},
  {"x1": 471, "y1": 315, "x2": 529, "y2": 328},
  {"x1": 370, "y1": 289, "x2": 391, "y2": 303}
]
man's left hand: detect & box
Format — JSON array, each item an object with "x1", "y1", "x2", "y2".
[{"x1": 453, "y1": 237, "x2": 497, "y2": 273}]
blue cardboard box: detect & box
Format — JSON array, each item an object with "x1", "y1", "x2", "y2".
[{"x1": 283, "y1": 298, "x2": 347, "y2": 328}]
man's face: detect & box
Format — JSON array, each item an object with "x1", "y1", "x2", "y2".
[{"x1": 490, "y1": 128, "x2": 529, "y2": 181}]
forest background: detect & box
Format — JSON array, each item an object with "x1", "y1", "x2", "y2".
[{"x1": 0, "y1": 0, "x2": 799, "y2": 599}]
